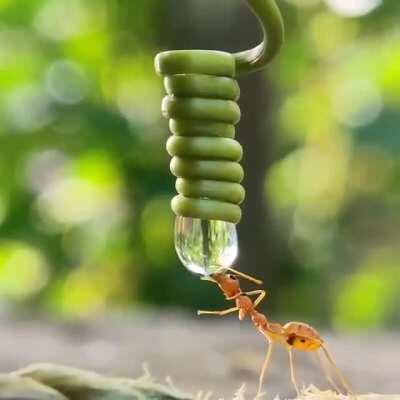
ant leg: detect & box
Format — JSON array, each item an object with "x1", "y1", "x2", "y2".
[
  {"x1": 227, "y1": 267, "x2": 263, "y2": 285},
  {"x1": 243, "y1": 290, "x2": 267, "y2": 307},
  {"x1": 313, "y1": 351, "x2": 341, "y2": 393},
  {"x1": 288, "y1": 348, "x2": 302, "y2": 398},
  {"x1": 321, "y1": 345, "x2": 356, "y2": 399},
  {"x1": 257, "y1": 341, "x2": 274, "y2": 397},
  {"x1": 197, "y1": 306, "x2": 239, "y2": 316}
]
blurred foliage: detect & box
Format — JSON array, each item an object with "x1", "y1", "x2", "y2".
[{"x1": 0, "y1": 0, "x2": 399, "y2": 331}]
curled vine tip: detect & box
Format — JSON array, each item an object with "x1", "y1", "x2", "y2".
[{"x1": 235, "y1": 0, "x2": 284, "y2": 75}]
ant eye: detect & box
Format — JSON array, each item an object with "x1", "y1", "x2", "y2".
[{"x1": 229, "y1": 275, "x2": 238, "y2": 280}]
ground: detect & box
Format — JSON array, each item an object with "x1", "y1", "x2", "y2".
[{"x1": 0, "y1": 311, "x2": 399, "y2": 398}]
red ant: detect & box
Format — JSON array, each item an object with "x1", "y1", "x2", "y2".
[{"x1": 198, "y1": 268, "x2": 355, "y2": 398}]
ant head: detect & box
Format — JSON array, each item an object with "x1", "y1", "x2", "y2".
[
  {"x1": 215, "y1": 273, "x2": 241, "y2": 294},
  {"x1": 213, "y1": 272, "x2": 237, "y2": 283}
]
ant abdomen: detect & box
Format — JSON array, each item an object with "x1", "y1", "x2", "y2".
[{"x1": 284, "y1": 322, "x2": 323, "y2": 351}]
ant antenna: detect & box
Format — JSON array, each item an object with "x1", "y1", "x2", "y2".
[
  {"x1": 227, "y1": 267, "x2": 263, "y2": 285},
  {"x1": 201, "y1": 276, "x2": 216, "y2": 282}
]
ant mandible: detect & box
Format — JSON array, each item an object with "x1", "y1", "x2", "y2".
[{"x1": 197, "y1": 267, "x2": 355, "y2": 399}]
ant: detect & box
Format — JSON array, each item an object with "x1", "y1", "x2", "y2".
[{"x1": 198, "y1": 267, "x2": 355, "y2": 399}]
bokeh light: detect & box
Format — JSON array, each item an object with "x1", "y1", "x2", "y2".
[
  {"x1": 325, "y1": 0, "x2": 382, "y2": 17},
  {"x1": 45, "y1": 60, "x2": 89, "y2": 105},
  {"x1": 0, "y1": 241, "x2": 48, "y2": 301},
  {"x1": 35, "y1": 151, "x2": 125, "y2": 228},
  {"x1": 334, "y1": 251, "x2": 399, "y2": 330}
]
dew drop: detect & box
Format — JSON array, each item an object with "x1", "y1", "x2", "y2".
[{"x1": 174, "y1": 216, "x2": 238, "y2": 276}]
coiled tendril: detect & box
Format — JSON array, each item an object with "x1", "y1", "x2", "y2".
[
  {"x1": 155, "y1": 51, "x2": 244, "y2": 223},
  {"x1": 155, "y1": 0, "x2": 284, "y2": 224}
]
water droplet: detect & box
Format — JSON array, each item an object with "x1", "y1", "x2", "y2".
[{"x1": 174, "y1": 216, "x2": 238, "y2": 276}]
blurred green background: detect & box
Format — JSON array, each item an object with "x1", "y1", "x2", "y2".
[{"x1": 0, "y1": 0, "x2": 399, "y2": 331}]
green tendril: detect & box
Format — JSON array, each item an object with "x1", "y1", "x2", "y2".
[
  {"x1": 156, "y1": 51, "x2": 243, "y2": 223},
  {"x1": 155, "y1": 0, "x2": 284, "y2": 223},
  {"x1": 235, "y1": 0, "x2": 284, "y2": 74}
]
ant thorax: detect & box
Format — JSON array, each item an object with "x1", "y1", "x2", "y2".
[{"x1": 236, "y1": 295, "x2": 254, "y2": 320}]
